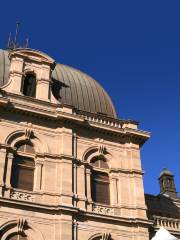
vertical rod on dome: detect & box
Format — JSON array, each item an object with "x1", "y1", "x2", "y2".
[
  {"x1": 14, "y1": 22, "x2": 20, "y2": 48},
  {"x1": 7, "y1": 32, "x2": 12, "y2": 49},
  {"x1": 25, "y1": 38, "x2": 29, "y2": 48}
]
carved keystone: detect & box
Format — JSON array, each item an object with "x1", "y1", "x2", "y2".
[
  {"x1": 98, "y1": 145, "x2": 106, "y2": 155},
  {"x1": 102, "y1": 232, "x2": 111, "y2": 240},
  {"x1": 25, "y1": 128, "x2": 33, "y2": 140},
  {"x1": 17, "y1": 218, "x2": 26, "y2": 233}
]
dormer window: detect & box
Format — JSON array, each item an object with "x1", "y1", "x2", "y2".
[{"x1": 22, "y1": 73, "x2": 36, "y2": 97}]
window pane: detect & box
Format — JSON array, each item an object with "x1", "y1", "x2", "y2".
[
  {"x1": 100, "y1": 160, "x2": 109, "y2": 169},
  {"x1": 7, "y1": 234, "x2": 28, "y2": 240},
  {"x1": 91, "y1": 171, "x2": 110, "y2": 205},
  {"x1": 92, "y1": 171, "x2": 109, "y2": 181},
  {"x1": 14, "y1": 156, "x2": 34, "y2": 167},
  {"x1": 25, "y1": 143, "x2": 35, "y2": 154},
  {"x1": 11, "y1": 156, "x2": 34, "y2": 191},
  {"x1": 91, "y1": 158, "x2": 109, "y2": 169},
  {"x1": 23, "y1": 74, "x2": 36, "y2": 97},
  {"x1": 91, "y1": 159, "x2": 99, "y2": 167},
  {"x1": 16, "y1": 142, "x2": 35, "y2": 154}
]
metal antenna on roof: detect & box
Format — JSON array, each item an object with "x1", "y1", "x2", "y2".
[
  {"x1": 7, "y1": 32, "x2": 12, "y2": 49},
  {"x1": 25, "y1": 38, "x2": 29, "y2": 48},
  {"x1": 7, "y1": 22, "x2": 29, "y2": 50},
  {"x1": 14, "y1": 22, "x2": 20, "y2": 48}
]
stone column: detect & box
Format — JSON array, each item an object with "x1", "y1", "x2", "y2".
[
  {"x1": 77, "y1": 164, "x2": 86, "y2": 210},
  {"x1": 34, "y1": 160, "x2": 43, "y2": 191},
  {"x1": 7, "y1": 57, "x2": 24, "y2": 94},
  {"x1": 36, "y1": 64, "x2": 51, "y2": 101},
  {"x1": 73, "y1": 163, "x2": 77, "y2": 207},
  {"x1": 110, "y1": 173, "x2": 118, "y2": 206},
  {"x1": 4, "y1": 152, "x2": 14, "y2": 198},
  {"x1": 0, "y1": 147, "x2": 7, "y2": 196},
  {"x1": 86, "y1": 167, "x2": 92, "y2": 211},
  {"x1": 86, "y1": 167, "x2": 92, "y2": 201}
]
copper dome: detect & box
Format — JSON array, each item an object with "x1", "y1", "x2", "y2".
[{"x1": 0, "y1": 49, "x2": 117, "y2": 118}]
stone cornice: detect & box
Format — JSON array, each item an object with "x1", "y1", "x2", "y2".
[
  {"x1": 0, "y1": 197, "x2": 152, "y2": 227},
  {"x1": 0, "y1": 93, "x2": 150, "y2": 146}
]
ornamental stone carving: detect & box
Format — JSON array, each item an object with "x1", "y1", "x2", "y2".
[
  {"x1": 92, "y1": 204, "x2": 114, "y2": 215},
  {"x1": 10, "y1": 190, "x2": 35, "y2": 202}
]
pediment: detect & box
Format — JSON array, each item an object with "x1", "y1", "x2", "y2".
[{"x1": 9, "y1": 48, "x2": 55, "y2": 65}]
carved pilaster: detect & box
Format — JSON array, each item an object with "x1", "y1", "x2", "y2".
[
  {"x1": 86, "y1": 167, "x2": 93, "y2": 211},
  {"x1": 0, "y1": 146, "x2": 7, "y2": 196},
  {"x1": 77, "y1": 164, "x2": 86, "y2": 210},
  {"x1": 109, "y1": 173, "x2": 118, "y2": 206},
  {"x1": 5, "y1": 152, "x2": 14, "y2": 189}
]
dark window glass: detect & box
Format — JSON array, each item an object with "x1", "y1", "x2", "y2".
[
  {"x1": 23, "y1": 74, "x2": 36, "y2": 97},
  {"x1": 93, "y1": 237, "x2": 101, "y2": 240},
  {"x1": 91, "y1": 170, "x2": 110, "y2": 205},
  {"x1": 91, "y1": 158, "x2": 109, "y2": 169},
  {"x1": 16, "y1": 142, "x2": 35, "y2": 154},
  {"x1": 7, "y1": 233, "x2": 27, "y2": 240},
  {"x1": 11, "y1": 156, "x2": 35, "y2": 191}
]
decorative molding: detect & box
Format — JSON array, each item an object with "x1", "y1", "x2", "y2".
[
  {"x1": 10, "y1": 189, "x2": 35, "y2": 202},
  {"x1": 102, "y1": 232, "x2": 111, "y2": 240},
  {"x1": 98, "y1": 145, "x2": 106, "y2": 155},
  {"x1": 25, "y1": 127, "x2": 33, "y2": 140},
  {"x1": 153, "y1": 216, "x2": 180, "y2": 232},
  {"x1": 92, "y1": 204, "x2": 114, "y2": 216},
  {"x1": 17, "y1": 218, "x2": 26, "y2": 234}
]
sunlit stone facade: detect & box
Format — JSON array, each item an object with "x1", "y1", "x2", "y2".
[{"x1": 0, "y1": 48, "x2": 179, "y2": 240}]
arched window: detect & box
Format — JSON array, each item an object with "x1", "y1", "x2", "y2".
[
  {"x1": 11, "y1": 141, "x2": 35, "y2": 191},
  {"x1": 7, "y1": 233, "x2": 28, "y2": 240},
  {"x1": 22, "y1": 73, "x2": 36, "y2": 97},
  {"x1": 91, "y1": 157, "x2": 110, "y2": 205}
]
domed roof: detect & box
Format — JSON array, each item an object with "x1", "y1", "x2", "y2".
[
  {"x1": 0, "y1": 49, "x2": 117, "y2": 118},
  {"x1": 159, "y1": 168, "x2": 173, "y2": 178}
]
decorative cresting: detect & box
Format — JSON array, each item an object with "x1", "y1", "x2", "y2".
[
  {"x1": 1, "y1": 48, "x2": 56, "y2": 102},
  {"x1": 0, "y1": 218, "x2": 45, "y2": 240}
]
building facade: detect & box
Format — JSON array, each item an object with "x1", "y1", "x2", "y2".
[{"x1": 0, "y1": 48, "x2": 179, "y2": 240}]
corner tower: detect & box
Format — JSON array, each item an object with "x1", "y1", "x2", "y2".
[{"x1": 159, "y1": 168, "x2": 178, "y2": 198}]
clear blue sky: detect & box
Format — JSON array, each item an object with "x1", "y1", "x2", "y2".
[{"x1": 0, "y1": 0, "x2": 179, "y2": 195}]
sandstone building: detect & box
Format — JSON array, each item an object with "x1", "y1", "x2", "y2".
[{"x1": 0, "y1": 48, "x2": 179, "y2": 239}]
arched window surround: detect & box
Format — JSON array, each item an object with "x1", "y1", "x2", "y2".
[
  {"x1": 0, "y1": 219, "x2": 45, "y2": 240},
  {"x1": 3, "y1": 129, "x2": 47, "y2": 195}
]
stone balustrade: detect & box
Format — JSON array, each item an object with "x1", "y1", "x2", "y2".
[{"x1": 154, "y1": 216, "x2": 180, "y2": 231}]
